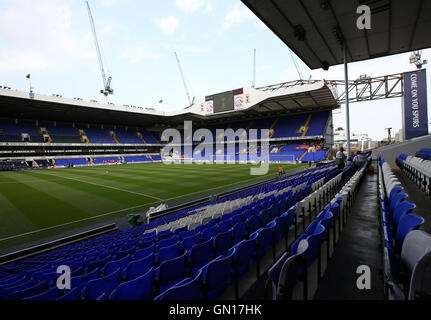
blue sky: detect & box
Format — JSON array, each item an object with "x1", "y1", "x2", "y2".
[{"x1": 0, "y1": 0, "x2": 430, "y2": 141}]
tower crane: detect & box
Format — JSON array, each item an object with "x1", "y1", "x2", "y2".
[
  {"x1": 86, "y1": 1, "x2": 114, "y2": 97},
  {"x1": 174, "y1": 52, "x2": 193, "y2": 106}
]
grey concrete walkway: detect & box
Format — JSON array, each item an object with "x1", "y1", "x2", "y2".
[{"x1": 313, "y1": 170, "x2": 384, "y2": 300}]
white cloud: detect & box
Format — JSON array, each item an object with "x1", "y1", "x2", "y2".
[
  {"x1": 175, "y1": 0, "x2": 212, "y2": 13},
  {"x1": 122, "y1": 45, "x2": 160, "y2": 64},
  {"x1": 220, "y1": 6, "x2": 254, "y2": 34},
  {"x1": 153, "y1": 16, "x2": 180, "y2": 35},
  {"x1": 0, "y1": 0, "x2": 95, "y2": 75}
]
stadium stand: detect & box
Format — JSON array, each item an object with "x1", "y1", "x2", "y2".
[
  {"x1": 82, "y1": 127, "x2": 116, "y2": 144},
  {"x1": 378, "y1": 153, "x2": 430, "y2": 299},
  {"x1": 43, "y1": 124, "x2": 81, "y2": 144},
  {"x1": 114, "y1": 129, "x2": 144, "y2": 145},
  {"x1": 0, "y1": 121, "x2": 42, "y2": 142},
  {"x1": 55, "y1": 159, "x2": 89, "y2": 167},
  {"x1": 0, "y1": 163, "x2": 349, "y2": 300},
  {"x1": 396, "y1": 153, "x2": 431, "y2": 198}
]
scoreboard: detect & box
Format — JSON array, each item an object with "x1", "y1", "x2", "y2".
[{"x1": 205, "y1": 88, "x2": 244, "y2": 114}]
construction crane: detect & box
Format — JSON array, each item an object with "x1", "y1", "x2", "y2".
[
  {"x1": 288, "y1": 48, "x2": 303, "y2": 81},
  {"x1": 86, "y1": 1, "x2": 114, "y2": 97},
  {"x1": 174, "y1": 52, "x2": 192, "y2": 106},
  {"x1": 252, "y1": 48, "x2": 256, "y2": 88}
]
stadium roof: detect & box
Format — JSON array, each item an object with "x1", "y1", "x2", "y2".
[
  {"x1": 0, "y1": 81, "x2": 338, "y2": 127},
  {"x1": 241, "y1": 0, "x2": 431, "y2": 70}
]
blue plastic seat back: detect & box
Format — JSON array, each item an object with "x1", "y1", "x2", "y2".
[
  {"x1": 110, "y1": 268, "x2": 155, "y2": 300},
  {"x1": 329, "y1": 202, "x2": 340, "y2": 219},
  {"x1": 103, "y1": 254, "x2": 131, "y2": 277},
  {"x1": 69, "y1": 267, "x2": 100, "y2": 294},
  {"x1": 213, "y1": 231, "x2": 232, "y2": 255},
  {"x1": 10, "y1": 280, "x2": 49, "y2": 300},
  {"x1": 247, "y1": 215, "x2": 260, "y2": 234},
  {"x1": 85, "y1": 255, "x2": 112, "y2": 273},
  {"x1": 317, "y1": 211, "x2": 333, "y2": 229},
  {"x1": 388, "y1": 186, "x2": 403, "y2": 205},
  {"x1": 82, "y1": 267, "x2": 122, "y2": 300},
  {"x1": 201, "y1": 225, "x2": 218, "y2": 242},
  {"x1": 218, "y1": 220, "x2": 231, "y2": 233},
  {"x1": 181, "y1": 234, "x2": 200, "y2": 251},
  {"x1": 177, "y1": 229, "x2": 194, "y2": 242},
  {"x1": 234, "y1": 238, "x2": 256, "y2": 276},
  {"x1": 231, "y1": 222, "x2": 247, "y2": 244},
  {"x1": 396, "y1": 214, "x2": 425, "y2": 248},
  {"x1": 189, "y1": 239, "x2": 213, "y2": 274},
  {"x1": 157, "y1": 243, "x2": 180, "y2": 265},
  {"x1": 154, "y1": 269, "x2": 203, "y2": 300},
  {"x1": 139, "y1": 237, "x2": 156, "y2": 249},
  {"x1": 390, "y1": 192, "x2": 408, "y2": 213},
  {"x1": 115, "y1": 247, "x2": 135, "y2": 260},
  {"x1": 133, "y1": 245, "x2": 155, "y2": 260},
  {"x1": 157, "y1": 230, "x2": 173, "y2": 241},
  {"x1": 157, "y1": 252, "x2": 188, "y2": 292},
  {"x1": 202, "y1": 252, "x2": 234, "y2": 299},
  {"x1": 124, "y1": 253, "x2": 154, "y2": 281},
  {"x1": 305, "y1": 224, "x2": 325, "y2": 266},
  {"x1": 393, "y1": 202, "x2": 416, "y2": 229},
  {"x1": 158, "y1": 235, "x2": 177, "y2": 250},
  {"x1": 256, "y1": 222, "x2": 275, "y2": 257},
  {"x1": 57, "y1": 287, "x2": 81, "y2": 301},
  {"x1": 24, "y1": 286, "x2": 61, "y2": 300},
  {"x1": 231, "y1": 214, "x2": 243, "y2": 226}
]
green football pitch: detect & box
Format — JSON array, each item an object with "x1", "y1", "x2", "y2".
[{"x1": 0, "y1": 162, "x2": 306, "y2": 250}]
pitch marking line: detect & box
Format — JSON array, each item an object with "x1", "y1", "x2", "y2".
[{"x1": 32, "y1": 171, "x2": 164, "y2": 202}]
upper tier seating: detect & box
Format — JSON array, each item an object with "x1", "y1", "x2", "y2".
[
  {"x1": 83, "y1": 128, "x2": 116, "y2": 144},
  {"x1": 0, "y1": 121, "x2": 42, "y2": 142},
  {"x1": 43, "y1": 124, "x2": 81, "y2": 144},
  {"x1": 114, "y1": 129, "x2": 144, "y2": 144}
]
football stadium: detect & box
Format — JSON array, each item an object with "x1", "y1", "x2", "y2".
[{"x1": 0, "y1": 0, "x2": 430, "y2": 308}]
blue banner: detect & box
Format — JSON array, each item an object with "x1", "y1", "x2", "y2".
[{"x1": 403, "y1": 69, "x2": 428, "y2": 140}]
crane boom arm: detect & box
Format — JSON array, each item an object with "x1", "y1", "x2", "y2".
[
  {"x1": 174, "y1": 52, "x2": 192, "y2": 106},
  {"x1": 86, "y1": 1, "x2": 107, "y2": 88}
]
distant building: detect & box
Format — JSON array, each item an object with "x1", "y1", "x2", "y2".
[{"x1": 333, "y1": 127, "x2": 373, "y2": 152}]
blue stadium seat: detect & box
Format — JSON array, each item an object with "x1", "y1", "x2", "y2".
[
  {"x1": 67, "y1": 267, "x2": 100, "y2": 295},
  {"x1": 201, "y1": 225, "x2": 218, "y2": 242},
  {"x1": 102, "y1": 254, "x2": 131, "y2": 277},
  {"x1": 10, "y1": 281, "x2": 49, "y2": 300},
  {"x1": 231, "y1": 222, "x2": 247, "y2": 244},
  {"x1": 82, "y1": 267, "x2": 122, "y2": 300},
  {"x1": 156, "y1": 252, "x2": 188, "y2": 294},
  {"x1": 217, "y1": 220, "x2": 231, "y2": 233},
  {"x1": 177, "y1": 229, "x2": 194, "y2": 242},
  {"x1": 213, "y1": 231, "x2": 232, "y2": 256},
  {"x1": 392, "y1": 202, "x2": 416, "y2": 230},
  {"x1": 133, "y1": 245, "x2": 155, "y2": 260},
  {"x1": 57, "y1": 287, "x2": 81, "y2": 301},
  {"x1": 181, "y1": 234, "x2": 200, "y2": 251},
  {"x1": 24, "y1": 286, "x2": 62, "y2": 300},
  {"x1": 158, "y1": 235, "x2": 177, "y2": 250},
  {"x1": 110, "y1": 268, "x2": 155, "y2": 300},
  {"x1": 201, "y1": 251, "x2": 234, "y2": 299},
  {"x1": 189, "y1": 239, "x2": 213, "y2": 276},
  {"x1": 156, "y1": 243, "x2": 180, "y2": 265},
  {"x1": 154, "y1": 269, "x2": 203, "y2": 300},
  {"x1": 123, "y1": 253, "x2": 154, "y2": 281}
]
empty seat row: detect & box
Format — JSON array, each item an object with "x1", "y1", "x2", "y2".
[{"x1": 378, "y1": 153, "x2": 429, "y2": 300}]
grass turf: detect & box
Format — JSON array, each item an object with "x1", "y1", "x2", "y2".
[{"x1": 0, "y1": 162, "x2": 307, "y2": 250}]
